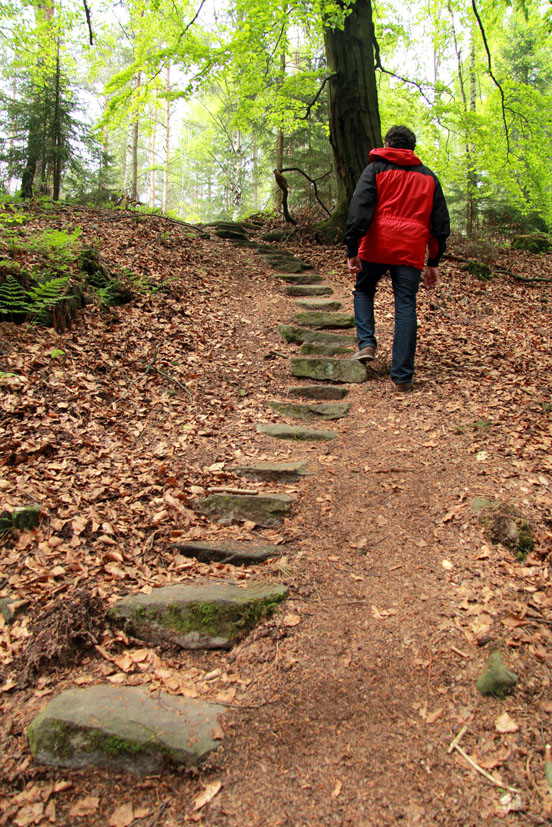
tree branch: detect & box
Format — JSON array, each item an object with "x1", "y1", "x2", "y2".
[
  {"x1": 300, "y1": 75, "x2": 337, "y2": 119},
  {"x1": 470, "y1": 0, "x2": 510, "y2": 155},
  {"x1": 373, "y1": 33, "x2": 433, "y2": 105},
  {"x1": 273, "y1": 170, "x2": 297, "y2": 225},
  {"x1": 82, "y1": 0, "x2": 94, "y2": 45},
  {"x1": 281, "y1": 167, "x2": 332, "y2": 216}
]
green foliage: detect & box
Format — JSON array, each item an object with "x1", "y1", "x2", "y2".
[
  {"x1": 48, "y1": 348, "x2": 65, "y2": 359},
  {"x1": 27, "y1": 227, "x2": 82, "y2": 271},
  {"x1": 0, "y1": 274, "x2": 30, "y2": 320},
  {"x1": 27, "y1": 276, "x2": 69, "y2": 324}
]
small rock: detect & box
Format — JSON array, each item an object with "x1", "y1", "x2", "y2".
[
  {"x1": 293, "y1": 311, "x2": 355, "y2": 329},
  {"x1": 257, "y1": 423, "x2": 336, "y2": 441},
  {"x1": 11, "y1": 504, "x2": 41, "y2": 531},
  {"x1": 110, "y1": 583, "x2": 288, "y2": 649},
  {"x1": 290, "y1": 357, "x2": 366, "y2": 384},
  {"x1": 286, "y1": 385, "x2": 349, "y2": 401},
  {"x1": 28, "y1": 685, "x2": 225, "y2": 772},
  {"x1": 193, "y1": 492, "x2": 294, "y2": 527},
  {"x1": 476, "y1": 651, "x2": 518, "y2": 698}
]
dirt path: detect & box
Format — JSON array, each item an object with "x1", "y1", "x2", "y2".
[{"x1": 1, "y1": 211, "x2": 551, "y2": 826}]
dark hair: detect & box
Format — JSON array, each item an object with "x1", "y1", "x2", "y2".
[{"x1": 384, "y1": 125, "x2": 416, "y2": 150}]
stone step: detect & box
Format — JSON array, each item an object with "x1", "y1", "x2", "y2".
[
  {"x1": 300, "y1": 342, "x2": 354, "y2": 357},
  {"x1": 174, "y1": 540, "x2": 281, "y2": 565},
  {"x1": 110, "y1": 583, "x2": 288, "y2": 649},
  {"x1": 257, "y1": 423, "x2": 336, "y2": 441},
  {"x1": 268, "y1": 401, "x2": 350, "y2": 421},
  {"x1": 286, "y1": 385, "x2": 350, "y2": 401},
  {"x1": 232, "y1": 460, "x2": 309, "y2": 481},
  {"x1": 290, "y1": 357, "x2": 366, "y2": 384},
  {"x1": 295, "y1": 298, "x2": 343, "y2": 311},
  {"x1": 285, "y1": 285, "x2": 333, "y2": 297},
  {"x1": 275, "y1": 273, "x2": 323, "y2": 285},
  {"x1": 28, "y1": 685, "x2": 225, "y2": 773},
  {"x1": 193, "y1": 492, "x2": 294, "y2": 527},
  {"x1": 293, "y1": 311, "x2": 355, "y2": 329},
  {"x1": 279, "y1": 324, "x2": 356, "y2": 347}
]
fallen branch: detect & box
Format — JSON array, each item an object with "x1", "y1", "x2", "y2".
[
  {"x1": 448, "y1": 726, "x2": 519, "y2": 793},
  {"x1": 124, "y1": 346, "x2": 192, "y2": 400}
]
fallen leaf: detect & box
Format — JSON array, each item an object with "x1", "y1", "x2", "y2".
[
  {"x1": 331, "y1": 780, "x2": 342, "y2": 798},
  {"x1": 242, "y1": 520, "x2": 256, "y2": 531},
  {"x1": 495, "y1": 712, "x2": 519, "y2": 733},
  {"x1": 193, "y1": 780, "x2": 222, "y2": 811},
  {"x1": 425, "y1": 708, "x2": 443, "y2": 724},
  {"x1": 283, "y1": 613, "x2": 300, "y2": 627},
  {"x1": 109, "y1": 801, "x2": 134, "y2": 827},
  {"x1": 69, "y1": 796, "x2": 100, "y2": 817},
  {"x1": 14, "y1": 803, "x2": 44, "y2": 826},
  {"x1": 442, "y1": 559, "x2": 453, "y2": 571}
]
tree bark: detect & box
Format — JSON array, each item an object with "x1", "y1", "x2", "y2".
[
  {"x1": 163, "y1": 63, "x2": 171, "y2": 213},
  {"x1": 324, "y1": 0, "x2": 381, "y2": 203},
  {"x1": 320, "y1": 0, "x2": 381, "y2": 238}
]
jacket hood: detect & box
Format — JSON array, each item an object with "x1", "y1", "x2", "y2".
[{"x1": 369, "y1": 147, "x2": 421, "y2": 166}]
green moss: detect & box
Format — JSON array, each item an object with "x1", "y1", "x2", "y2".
[
  {"x1": 87, "y1": 730, "x2": 144, "y2": 756},
  {"x1": 151, "y1": 595, "x2": 284, "y2": 640},
  {"x1": 516, "y1": 521, "x2": 534, "y2": 560}
]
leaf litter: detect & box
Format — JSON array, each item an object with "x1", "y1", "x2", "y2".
[{"x1": 0, "y1": 208, "x2": 551, "y2": 823}]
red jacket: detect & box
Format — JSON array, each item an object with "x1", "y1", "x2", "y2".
[{"x1": 344, "y1": 147, "x2": 450, "y2": 269}]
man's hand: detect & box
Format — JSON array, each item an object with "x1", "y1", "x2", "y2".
[
  {"x1": 347, "y1": 256, "x2": 362, "y2": 275},
  {"x1": 423, "y1": 266, "x2": 439, "y2": 289}
]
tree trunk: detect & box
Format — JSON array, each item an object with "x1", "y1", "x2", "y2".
[
  {"x1": 52, "y1": 47, "x2": 62, "y2": 201},
  {"x1": 320, "y1": 0, "x2": 381, "y2": 239},
  {"x1": 150, "y1": 123, "x2": 156, "y2": 207},
  {"x1": 466, "y1": 40, "x2": 477, "y2": 237},
  {"x1": 131, "y1": 73, "x2": 141, "y2": 201},
  {"x1": 162, "y1": 63, "x2": 171, "y2": 213}
]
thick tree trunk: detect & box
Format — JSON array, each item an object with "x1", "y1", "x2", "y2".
[{"x1": 320, "y1": 0, "x2": 381, "y2": 238}]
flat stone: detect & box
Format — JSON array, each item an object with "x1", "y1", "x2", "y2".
[
  {"x1": 286, "y1": 385, "x2": 349, "y2": 400},
  {"x1": 110, "y1": 583, "x2": 288, "y2": 649},
  {"x1": 28, "y1": 685, "x2": 224, "y2": 773},
  {"x1": 295, "y1": 298, "x2": 342, "y2": 311},
  {"x1": 274, "y1": 273, "x2": 323, "y2": 284},
  {"x1": 300, "y1": 342, "x2": 354, "y2": 356},
  {"x1": 216, "y1": 228, "x2": 248, "y2": 241},
  {"x1": 193, "y1": 492, "x2": 294, "y2": 527},
  {"x1": 290, "y1": 357, "x2": 366, "y2": 384},
  {"x1": 268, "y1": 401, "x2": 350, "y2": 420},
  {"x1": 278, "y1": 324, "x2": 356, "y2": 346},
  {"x1": 174, "y1": 540, "x2": 281, "y2": 565},
  {"x1": 256, "y1": 423, "x2": 336, "y2": 441},
  {"x1": 285, "y1": 285, "x2": 333, "y2": 297},
  {"x1": 293, "y1": 311, "x2": 355, "y2": 329},
  {"x1": 232, "y1": 460, "x2": 309, "y2": 481},
  {"x1": 12, "y1": 504, "x2": 41, "y2": 530},
  {"x1": 265, "y1": 257, "x2": 304, "y2": 273}
]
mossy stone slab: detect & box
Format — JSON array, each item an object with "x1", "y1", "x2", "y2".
[
  {"x1": 110, "y1": 583, "x2": 288, "y2": 649},
  {"x1": 174, "y1": 540, "x2": 281, "y2": 565},
  {"x1": 193, "y1": 492, "x2": 294, "y2": 527},
  {"x1": 268, "y1": 401, "x2": 350, "y2": 420},
  {"x1": 256, "y1": 423, "x2": 336, "y2": 441},
  {"x1": 299, "y1": 342, "x2": 354, "y2": 356},
  {"x1": 232, "y1": 460, "x2": 309, "y2": 481},
  {"x1": 295, "y1": 298, "x2": 342, "y2": 311},
  {"x1": 285, "y1": 285, "x2": 333, "y2": 297},
  {"x1": 293, "y1": 311, "x2": 355, "y2": 329},
  {"x1": 278, "y1": 324, "x2": 356, "y2": 346},
  {"x1": 286, "y1": 385, "x2": 349, "y2": 401},
  {"x1": 12, "y1": 504, "x2": 41, "y2": 530},
  {"x1": 274, "y1": 273, "x2": 323, "y2": 284},
  {"x1": 290, "y1": 357, "x2": 366, "y2": 384},
  {"x1": 28, "y1": 685, "x2": 225, "y2": 773}
]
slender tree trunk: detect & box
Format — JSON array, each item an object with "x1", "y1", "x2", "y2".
[
  {"x1": 275, "y1": 42, "x2": 286, "y2": 213},
  {"x1": 52, "y1": 46, "x2": 62, "y2": 201},
  {"x1": 163, "y1": 63, "x2": 171, "y2": 213},
  {"x1": 131, "y1": 73, "x2": 141, "y2": 201},
  {"x1": 7, "y1": 76, "x2": 17, "y2": 195},
  {"x1": 466, "y1": 40, "x2": 477, "y2": 237},
  {"x1": 321, "y1": 0, "x2": 381, "y2": 236},
  {"x1": 150, "y1": 123, "x2": 156, "y2": 207}
]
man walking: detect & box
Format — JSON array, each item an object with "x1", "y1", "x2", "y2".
[{"x1": 344, "y1": 125, "x2": 450, "y2": 391}]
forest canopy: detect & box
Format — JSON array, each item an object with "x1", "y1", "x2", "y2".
[{"x1": 0, "y1": 0, "x2": 551, "y2": 236}]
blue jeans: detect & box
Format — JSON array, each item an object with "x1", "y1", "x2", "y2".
[{"x1": 353, "y1": 261, "x2": 421, "y2": 384}]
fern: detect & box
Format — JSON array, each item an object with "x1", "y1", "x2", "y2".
[
  {"x1": 0, "y1": 275, "x2": 30, "y2": 320},
  {"x1": 27, "y1": 276, "x2": 69, "y2": 325}
]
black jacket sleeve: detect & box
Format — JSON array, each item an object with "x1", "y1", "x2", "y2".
[
  {"x1": 343, "y1": 163, "x2": 378, "y2": 258},
  {"x1": 427, "y1": 177, "x2": 450, "y2": 267}
]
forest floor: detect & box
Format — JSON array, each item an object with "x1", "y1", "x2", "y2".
[{"x1": 1, "y1": 204, "x2": 552, "y2": 827}]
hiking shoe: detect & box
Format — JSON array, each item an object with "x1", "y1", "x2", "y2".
[
  {"x1": 393, "y1": 381, "x2": 413, "y2": 393},
  {"x1": 350, "y1": 346, "x2": 376, "y2": 362}
]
